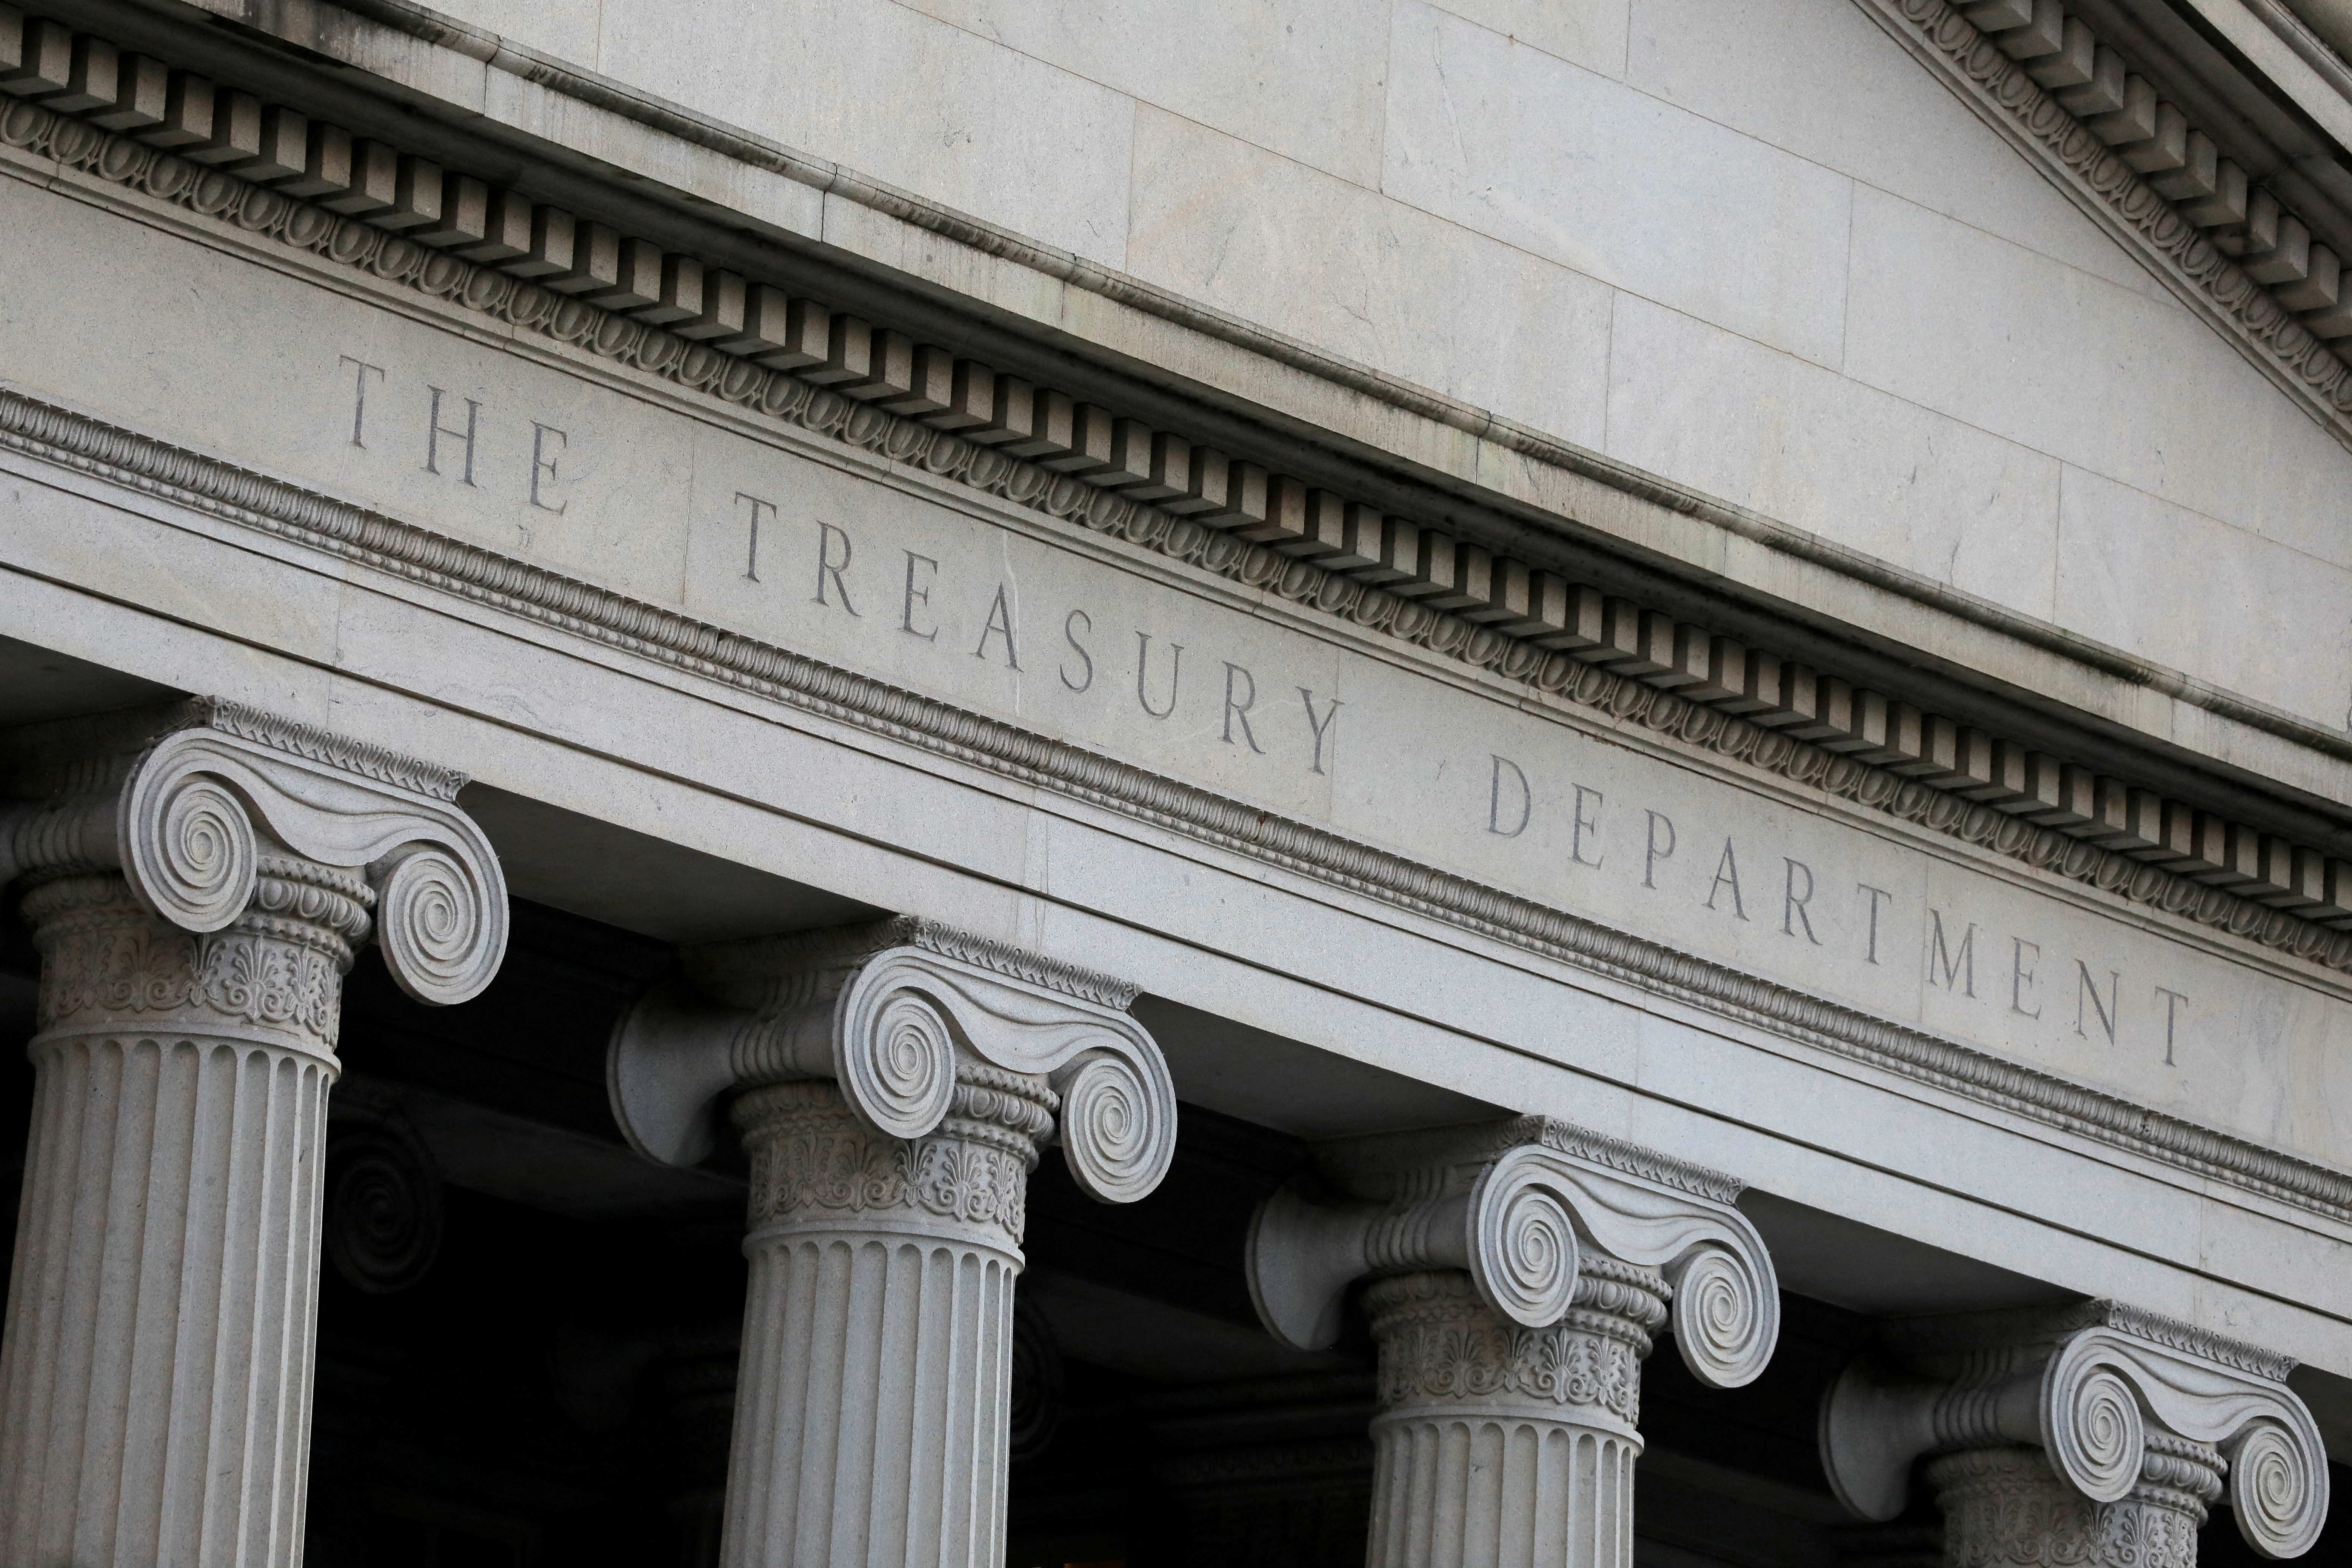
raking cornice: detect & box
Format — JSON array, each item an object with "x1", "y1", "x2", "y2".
[{"x1": 1853, "y1": 0, "x2": 2352, "y2": 442}]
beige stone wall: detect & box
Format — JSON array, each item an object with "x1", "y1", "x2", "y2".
[{"x1": 429, "y1": 0, "x2": 2352, "y2": 732}]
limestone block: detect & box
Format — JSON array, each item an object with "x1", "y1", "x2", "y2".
[
  {"x1": 1843, "y1": 183, "x2": 2352, "y2": 579},
  {"x1": 895, "y1": 0, "x2": 1390, "y2": 186},
  {"x1": 2054, "y1": 466, "x2": 2352, "y2": 734},
  {"x1": 1603, "y1": 293, "x2": 2061, "y2": 613},
  {"x1": 589, "y1": 0, "x2": 1133, "y2": 262},
  {"x1": 1127, "y1": 104, "x2": 1613, "y2": 451},
  {"x1": 1625, "y1": 0, "x2": 2164, "y2": 300},
  {"x1": 1384, "y1": 0, "x2": 1854, "y2": 367}
]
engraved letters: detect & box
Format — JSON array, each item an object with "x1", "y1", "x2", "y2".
[
  {"x1": 337, "y1": 354, "x2": 575, "y2": 514},
  {"x1": 1479, "y1": 756, "x2": 2200, "y2": 1069}
]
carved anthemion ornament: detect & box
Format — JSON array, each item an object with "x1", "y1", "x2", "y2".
[
  {"x1": 1247, "y1": 1117, "x2": 1779, "y2": 1568},
  {"x1": 1821, "y1": 1300, "x2": 2331, "y2": 1562},
  {"x1": 0, "y1": 698, "x2": 506, "y2": 1568},
  {"x1": 609, "y1": 917, "x2": 1176, "y2": 1568}
]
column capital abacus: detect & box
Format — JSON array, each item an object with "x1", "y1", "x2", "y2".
[
  {"x1": 1821, "y1": 1299, "x2": 2331, "y2": 1559},
  {"x1": 608, "y1": 915, "x2": 1176, "y2": 1205},
  {"x1": 1246, "y1": 1114, "x2": 1781, "y2": 1390}
]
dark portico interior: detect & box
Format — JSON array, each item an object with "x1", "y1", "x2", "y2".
[{"x1": 0, "y1": 645, "x2": 2342, "y2": 1568}]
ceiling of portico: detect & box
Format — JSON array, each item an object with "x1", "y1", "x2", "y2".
[{"x1": 0, "y1": 632, "x2": 174, "y2": 726}]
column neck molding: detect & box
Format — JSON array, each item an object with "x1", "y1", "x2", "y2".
[
  {"x1": 731, "y1": 1074, "x2": 1054, "y2": 1259},
  {"x1": 22, "y1": 866, "x2": 369, "y2": 1058},
  {"x1": 1925, "y1": 1442, "x2": 2221, "y2": 1568},
  {"x1": 1246, "y1": 1115, "x2": 1781, "y2": 1392},
  {"x1": 1822, "y1": 1297, "x2": 2332, "y2": 1557},
  {"x1": 610, "y1": 918, "x2": 1177, "y2": 1205},
  {"x1": 1363, "y1": 1267, "x2": 1668, "y2": 1442},
  {"x1": 0, "y1": 697, "x2": 509, "y2": 1006}
]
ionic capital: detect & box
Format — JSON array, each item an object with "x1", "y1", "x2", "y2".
[
  {"x1": 0, "y1": 697, "x2": 509, "y2": 1006},
  {"x1": 1245, "y1": 1116, "x2": 1781, "y2": 1390},
  {"x1": 1821, "y1": 1300, "x2": 2330, "y2": 1558},
  {"x1": 608, "y1": 917, "x2": 1177, "y2": 1204}
]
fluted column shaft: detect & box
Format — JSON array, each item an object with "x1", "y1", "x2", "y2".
[
  {"x1": 0, "y1": 863, "x2": 368, "y2": 1567},
  {"x1": 1364, "y1": 1262, "x2": 1670, "y2": 1568},
  {"x1": 719, "y1": 1067, "x2": 1055, "y2": 1568},
  {"x1": 1927, "y1": 1439, "x2": 2221, "y2": 1568}
]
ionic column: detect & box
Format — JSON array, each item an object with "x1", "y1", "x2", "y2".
[
  {"x1": 1246, "y1": 1117, "x2": 1781, "y2": 1568},
  {"x1": 608, "y1": 919, "x2": 1176, "y2": 1568},
  {"x1": 1820, "y1": 1300, "x2": 2332, "y2": 1563},
  {"x1": 0, "y1": 699, "x2": 508, "y2": 1567}
]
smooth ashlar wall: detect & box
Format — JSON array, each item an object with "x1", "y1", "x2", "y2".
[{"x1": 415, "y1": 0, "x2": 2352, "y2": 734}]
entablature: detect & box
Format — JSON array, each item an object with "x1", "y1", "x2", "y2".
[{"x1": 22, "y1": 0, "x2": 2352, "y2": 842}]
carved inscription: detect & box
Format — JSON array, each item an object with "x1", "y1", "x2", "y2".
[
  {"x1": 338, "y1": 357, "x2": 571, "y2": 517},
  {"x1": 1483, "y1": 749, "x2": 2202, "y2": 1070},
  {"x1": 246, "y1": 329, "x2": 2348, "y2": 1154},
  {"x1": 728, "y1": 488, "x2": 1347, "y2": 782}
]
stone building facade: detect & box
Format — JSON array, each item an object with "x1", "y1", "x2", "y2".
[{"x1": 1, "y1": 0, "x2": 2349, "y2": 1563}]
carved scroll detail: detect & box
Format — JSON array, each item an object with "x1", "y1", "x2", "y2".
[
  {"x1": 1821, "y1": 1300, "x2": 2330, "y2": 1559},
  {"x1": 2, "y1": 703, "x2": 508, "y2": 1008},
  {"x1": 1246, "y1": 1117, "x2": 1781, "y2": 1391},
  {"x1": 609, "y1": 920, "x2": 1176, "y2": 1209}
]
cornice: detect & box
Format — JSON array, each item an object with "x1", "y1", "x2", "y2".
[
  {"x1": 11, "y1": 14, "x2": 2352, "y2": 928},
  {"x1": 1854, "y1": 0, "x2": 2352, "y2": 439},
  {"x1": 128, "y1": 0, "x2": 2352, "y2": 789},
  {"x1": 8, "y1": 60, "x2": 2352, "y2": 1219}
]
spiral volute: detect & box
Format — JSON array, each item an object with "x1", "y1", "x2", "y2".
[
  {"x1": 837, "y1": 986, "x2": 959, "y2": 1140},
  {"x1": 1054, "y1": 1046, "x2": 1174, "y2": 1204},
  {"x1": 1469, "y1": 1162, "x2": 1581, "y2": 1327},
  {"x1": 2226, "y1": 1418, "x2": 2327, "y2": 1558},
  {"x1": 376, "y1": 843, "x2": 506, "y2": 1005},
  {"x1": 2043, "y1": 1357, "x2": 2147, "y2": 1504},
  {"x1": 123, "y1": 768, "x2": 257, "y2": 932},
  {"x1": 1666, "y1": 1243, "x2": 1778, "y2": 1389},
  {"x1": 323, "y1": 1119, "x2": 445, "y2": 1294}
]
